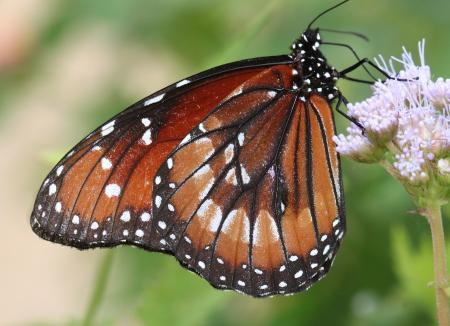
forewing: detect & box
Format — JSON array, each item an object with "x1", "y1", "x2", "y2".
[{"x1": 30, "y1": 57, "x2": 291, "y2": 250}]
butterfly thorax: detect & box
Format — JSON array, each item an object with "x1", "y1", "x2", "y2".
[{"x1": 290, "y1": 28, "x2": 339, "y2": 101}]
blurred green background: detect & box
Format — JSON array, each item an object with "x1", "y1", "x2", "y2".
[{"x1": 1, "y1": 0, "x2": 449, "y2": 325}]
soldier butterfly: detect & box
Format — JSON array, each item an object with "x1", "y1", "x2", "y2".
[{"x1": 30, "y1": 1, "x2": 392, "y2": 297}]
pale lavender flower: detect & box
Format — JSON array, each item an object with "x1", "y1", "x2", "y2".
[{"x1": 333, "y1": 40, "x2": 450, "y2": 189}]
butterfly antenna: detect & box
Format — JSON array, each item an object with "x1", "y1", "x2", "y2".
[
  {"x1": 307, "y1": 0, "x2": 350, "y2": 29},
  {"x1": 320, "y1": 28, "x2": 369, "y2": 42}
]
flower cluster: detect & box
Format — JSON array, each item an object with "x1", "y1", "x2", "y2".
[{"x1": 333, "y1": 40, "x2": 450, "y2": 198}]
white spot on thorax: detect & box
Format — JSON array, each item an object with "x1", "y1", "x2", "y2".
[
  {"x1": 105, "y1": 184, "x2": 121, "y2": 197},
  {"x1": 144, "y1": 93, "x2": 164, "y2": 106},
  {"x1": 120, "y1": 211, "x2": 131, "y2": 222},
  {"x1": 101, "y1": 157, "x2": 112, "y2": 170},
  {"x1": 142, "y1": 129, "x2": 152, "y2": 145}
]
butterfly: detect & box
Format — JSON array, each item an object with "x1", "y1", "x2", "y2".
[{"x1": 30, "y1": 0, "x2": 389, "y2": 297}]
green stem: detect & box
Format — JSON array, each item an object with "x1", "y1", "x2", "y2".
[
  {"x1": 424, "y1": 202, "x2": 449, "y2": 326},
  {"x1": 81, "y1": 250, "x2": 115, "y2": 326}
]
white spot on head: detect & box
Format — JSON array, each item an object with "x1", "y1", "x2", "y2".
[
  {"x1": 120, "y1": 211, "x2": 131, "y2": 222},
  {"x1": 141, "y1": 118, "x2": 151, "y2": 127},
  {"x1": 289, "y1": 255, "x2": 298, "y2": 262},
  {"x1": 279, "y1": 281, "x2": 287, "y2": 288},
  {"x1": 167, "y1": 158, "x2": 173, "y2": 169},
  {"x1": 54, "y1": 202, "x2": 62, "y2": 213},
  {"x1": 176, "y1": 79, "x2": 190, "y2": 87},
  {"x1": 144, "y1": 93, "x2": 164, "y2": 106},
  {"x1": 155, "y1": 176, "x2": 161, "y2": 185},
  {"x1": 238, "y1": 132, "x2": 245, "y2": 146},
  {"x1": 294, "y1": 270, "x2": 304, "y2": 278},
  {"x1": 155, "y1": 195, "x2": 162, "y2": 208},
  {"x1": 105, "y1": 184, "x2": 121, "y2": 197},
  {"x1": 158, "y1": 221, "x2": 166, "y2": 229},
  {"x1": 123, "y1": 229, "x2": 129, "y2": 236},
  {"x1": 91, "y1": 222, "x2": 99, "y2": 230},
  {"x1": 198, "y1": 261, "x2": 206, "y2": 269},
  {"x1": 101, "y1": 157, "x2": 112, "y2": 170},
  {"x1": 310, "y1": 249, "x2": 318, "y2": 256},
  {"x1": 135, "y1": 229, "x2": 144, "y2": 237},
  {"x1": 237, "y1": 280, "x2": 245, "y2": 287},
  {"x1": 323, "y1": 244, "x2": 330, "y2": 255},
  {"x1": 56, "y1": 166, "x2": 64, "y2": 176},
  {"x1": 140, "y1": 212, "x2": 151, "y2": 222},
  {"x1": 49, "y1": 184, "x2": 57, "y2": 196},
  {"x1": 142, "y1": 129, "x2": 152, "y2": 145}
]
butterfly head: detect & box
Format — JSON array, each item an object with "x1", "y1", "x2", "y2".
[{"x1": 291, "y1": 28, "x2": 339, "y2": 101}]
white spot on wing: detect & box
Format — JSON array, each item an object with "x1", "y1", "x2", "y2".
[
  {"x1": 72, "y1": 215, "x2": 80, "y2": 224},
  {"x1": 101, "y1": 157, "x2": 112, "y2": 170},
  {"x1": 49, "y1": 184, "x2": 57, "y2": 196},
  {"x1": 144, "y1": 93, "x2": 164, "y2": 106},
  {"x1": 105, "y1": 184, "x2": 121, "y2": 197},
  {"x1": 120, "y1": 211, "x2": 131, "y2": 222},
  {"x1": 140, "y1": 212, "x2": 151, "y2": 222},
  {"x1": 198, "y1": 261, "x2": 206, "y2": 269},
  {"x1": 294, "y1": 270, "x2": 303, "y2": 278},
  {"x1": 141, "y1": 118, "x2": 151, "y2": 127},
  {"x1": 224, "y1": 144, "x2": 234, "y2": 164},
  {"x1": 240, "y1": 164, "x2": 250, "y2": 184},
  {"x1": 176, "y1": 79, "x2": 190, "y2": 87},
  {"x1": 135, "y1": 229, "x2": 144, "y2": 237},
  {"x1": 155, "y1": 195, "x2": 162, "y2": 208},
  {"x1": 55, "y1": 202, "x2": 62, "y2": 213},
  {"x1": 91, "y1": 222, "x2": 99, "y2": 230},
  {"x1": 167, "y1": 158, "x2": 173, "y2": 169},
  {"x1": 158, "y1": 221, "x2": 166, "y2": 229},
  {"x1": 180, "y1": 133, "x2": 191, "y2": 145},
  {"x1": 142, "y1": 129, "x2": 152, "y2": 145},
  {"x1": 56, "y1": 166, "x2": 64, "y2": 176},
  {"x1": 238, "y1": 132, "x2": 245, "y2": 146}
]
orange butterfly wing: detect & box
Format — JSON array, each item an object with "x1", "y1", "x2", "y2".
[{"x1": 30, "y1": 58, "x2": 291, "y2": 250}]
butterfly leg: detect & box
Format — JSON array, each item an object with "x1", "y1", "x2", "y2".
[
  {"x1": 334, "y1": 94, "x2": 365, "y2": 133},
  {"x1": 338, "y1": 58, "x2": 411, "y2": 82}
]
